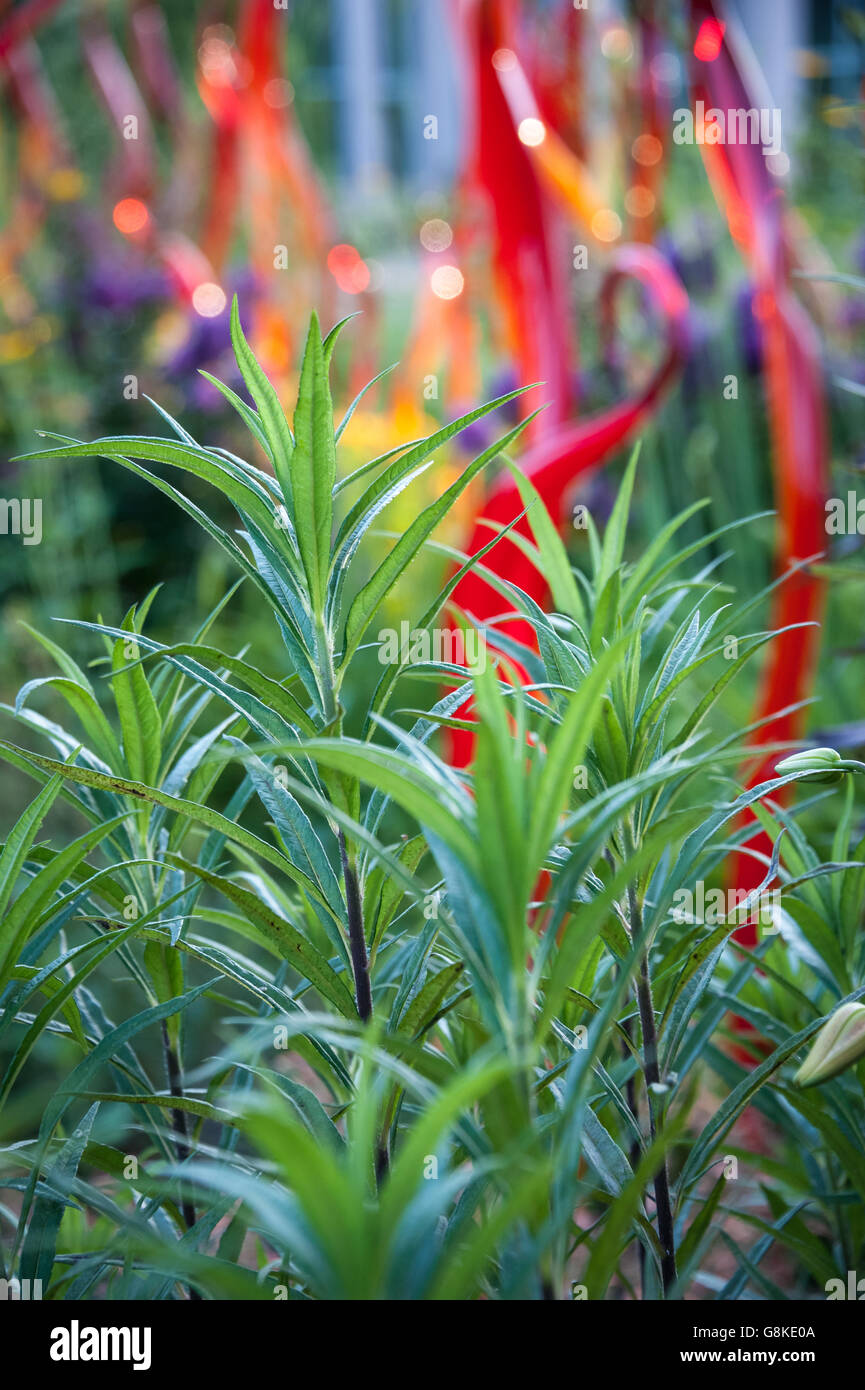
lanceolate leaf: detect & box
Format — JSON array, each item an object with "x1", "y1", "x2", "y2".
[
  {"x1": 291, "y1": 312, "x2": 336, "y2": 612},
  {"x1": 20, "y1": 1102, "x2": 99, "y2": 1287},
  {"x1": 0, "y1": 775, "x2": 64, "y2": 921},
  {"x1": 15, "y1": 678, "x2": 122, "y2": 769},
  {"x1": 0, "y1": 813, "x2": 128, "y2": 989},
  {"x1": 229, "y1": 296, "x2": 295, "y2": 503},
  {"x1": 112, "y1": 610, "x2": 162, "y2": 786},
  {"x1": 0, "y1": 741, "x2": 340, "y2": 919},
  {"x1": 167, "y1": 857, "x2": 356, "y2": 1015}
]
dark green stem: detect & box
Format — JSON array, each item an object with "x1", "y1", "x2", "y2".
[
  {"x1": 628, "y1": 883, "x2": 677, "y2": 1296},
  {"x1": 337, "y1": 830, "x2": 389, "y2": 1184},
  {"x1": 161, "y1": 1022, "x2": 201, "y2": 1300},
  {"x1": 623, "y1": 1016, "x2": 645, "y2": 1295},
  {"x1": 337, "y1": 830, "x2": 372, "y2": 1023}
]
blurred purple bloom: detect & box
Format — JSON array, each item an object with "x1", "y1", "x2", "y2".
[
  {"x1": 84, "y1": 258, "x2": 169, "y2": 312},
  {"x1": 165, "y1": 312, "x2": 232, "y2": 377},
  {"x1": 488, "y1": 366, "x2": 521, "y2": 423},
  {"x1": 452, "y1": 364, "x2": 522, "y2": 454},
  {"x1": 656, "y1": 224, "x2": 717, "y2": 295},
  {"x1": 736, "y1": 284, "x2": 762, "y2": 375},
  {"x1": 681, "y1": 308, "x2": 718, "y2": 396},
  {"x1": 165, "y1": 268, "x2": 259, "y2": 385},
  {"x1": 452, "y1": 404, "x2": 491, "y2": 455},
  {"x1": 569, "y1": 471, "x2": 616, "y2": 528}
]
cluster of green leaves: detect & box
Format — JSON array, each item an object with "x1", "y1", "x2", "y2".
[{"x1": 0, "y1": 304, "x2": 862, "y2": 1301}]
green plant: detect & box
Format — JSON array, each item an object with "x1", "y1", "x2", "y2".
[{"x1": 1, "y1": 304, "x2": 863, "y2": 1301}]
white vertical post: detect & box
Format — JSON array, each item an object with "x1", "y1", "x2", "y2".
[{"x1": 333, "y1": 0, "x2": 387, "y2": 194}]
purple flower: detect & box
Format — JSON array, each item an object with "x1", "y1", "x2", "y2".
[
  {"x1": 656, "y1": 225, "x2": 717, "y2": 294},
  {"x1": 84, "y1": 258, "x2": 169, "y2": 312},
  {"x1": 165, "y1": 268, "x2": 259, "y2": 383},
  {"x1": 736, "y1": 284, "x2": 763, "y2": 375}
]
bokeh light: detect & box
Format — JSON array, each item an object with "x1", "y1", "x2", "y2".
[
  {"x1": 430, "y1": 265, "x2": 464, "y2": 299},
  {"x1": 590, "y1": 208, "x2": 622, "y2": 243},
  {"x1": 263, "y1": 79, "x2": 294, "y2": 109},
  {"x1": 419, "y1": 219, "x2": 453, "y2": 253},
  {"x1": 625, "y1": 186, "x2": 656, "y2": 218},
  {"x1": 191, "y1": 282, "x2": 227, "y2": 317},
  {"x1": 517, "y1": 118, "x2": 546, "y2": 147},
  {"x1": 601, "y1": 26, "x2": 634, "y2": 62},
  {"x1": 650, "y1": 51, "x2": 680, "y2": 89},
  {"x1": 112, "y1": 198, "x2": 149, "y2": 235},
  {"x1": 632, "y1": 134, "x2": 663, "y2": 167},
  {"x1": 694, "y1": 18, "x2": 725, "y2": 62},
  {"x1": 327, "y1": 244, "x2": 371, "y2": 294},
  {"x1": 199, "y1": 27, "x2": 238, "y2": 86}
]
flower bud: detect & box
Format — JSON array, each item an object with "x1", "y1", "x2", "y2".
[
  {"x1": 794, "y1": 1002, "x2": 865, "y2": 1086},
  {"x1": 775, "y1": 747, "x2": 845, "y2": 784}
]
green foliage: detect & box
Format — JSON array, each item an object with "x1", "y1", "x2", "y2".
[{"x1": 0, "y1": 305, "x2": 862, "y2": 1301}]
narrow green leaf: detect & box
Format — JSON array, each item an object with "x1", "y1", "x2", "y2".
[
  {"x1": 292, "y1": 312, "x2": 336, "y2": 611},
  {"x1": 112, "y1": 610, "x2": 162, "y2": 785},
  {"x1": 0, "y1": 775, "x2": 63, "y2": 920},
  {"x1": 171, "y1": 857, "x2": 355, "y2": 1014},
  {"x1": 229, "y1": 295, "x2": 295, "y2": 502},
  {"x1": 20, "y1": 1103, "x2": 99, "y2": 1286}
]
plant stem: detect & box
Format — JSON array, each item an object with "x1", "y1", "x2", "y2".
[
  {"x1": 337, "y1": 830, "x2": 372, "y2": 1023},
  {"x1": 337, "y1": 830, "x2": 389, "y2": 1184},
  {"x1": 623, "y1": 1016, "x2": 645, "y2": 1296},
  {"x1": 374, "y1": 1141, "x2": 390, "y2": 1187},
  {"x1": 161, "y1": 1022, "x2": 202, "y2": 1300},
  {"x1": 627, "y1": 883, "x2": 677, "y2": 1296}
]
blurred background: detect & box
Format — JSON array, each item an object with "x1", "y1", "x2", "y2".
[{"x1": 0, "y1": 0, "x2": 864, "y2": 753}]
